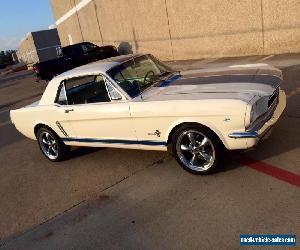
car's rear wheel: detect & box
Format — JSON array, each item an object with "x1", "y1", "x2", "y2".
[
  {"x1": 37, "y1": 127, "x2": 70, "y2": 162},
  {"x1": 171, "y1": 124, "x2": 224, "y2": 174}
]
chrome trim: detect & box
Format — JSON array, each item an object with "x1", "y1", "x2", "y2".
[
  {"x1": 228, "y1": 132, "x2": 258, "y2": 138},
  {"x1": 55, "y1": 82, "x2": 68, "y2": 105},
  {"x1": 56, "y1": 121, "x2": 68, "y2": 137},
  {"x1": 104, "y1": 73, "x2": 132, "y2": 100},
  {"x1": 104, "y1": 77, "x2": 126, "y2": 101},
  {"x1": 63, "y1": 137, "x2": 166, "y2": 146}
]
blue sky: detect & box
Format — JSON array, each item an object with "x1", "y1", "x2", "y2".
[{"x1": 0, "y1": 0, "x2": 55, "y2": 51}]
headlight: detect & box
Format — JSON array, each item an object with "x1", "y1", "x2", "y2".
[{"x1": 248, "y1": 97, "x2": 269, "y2": 126}]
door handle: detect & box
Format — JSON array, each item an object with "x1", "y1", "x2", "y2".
[{"x1": 65, "y1": 109, "x2": 74, "y2": 113}]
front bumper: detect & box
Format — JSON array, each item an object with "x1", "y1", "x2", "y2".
[{"x1": 228, "y1": 89, "x2": 286, "y2": 147}]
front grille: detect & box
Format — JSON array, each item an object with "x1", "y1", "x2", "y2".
[
  {"x1": 268, "y1": 87, "x2": 279, "y2": 108},
  {"x1": 247, "y1": 88, "x2": 279, "y2": 132}
]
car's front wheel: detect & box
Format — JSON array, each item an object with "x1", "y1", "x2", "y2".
[
  {"x1": 171, "y1": 124, "x2": 224, "y2": 174},
  {"x1": 37, "y1": 127, "x2": 70, "y2": 162}
]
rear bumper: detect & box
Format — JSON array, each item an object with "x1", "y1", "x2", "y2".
[{"x1": 228, "y1": 89, "x2": 286, "y2": 147}]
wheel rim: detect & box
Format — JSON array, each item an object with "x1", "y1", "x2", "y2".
[
  {"x1": 176, "y1": 130, "x2": 215, "y2": 172},
  {"x1": 39, "y1": 132, "x2": 58, "y2": 160}
]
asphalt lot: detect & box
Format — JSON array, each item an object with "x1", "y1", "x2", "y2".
[{"x1": 0, "y1": 54, "x2": 299, "y2": 249}]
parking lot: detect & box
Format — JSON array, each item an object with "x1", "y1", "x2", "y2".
[{"x1": 0, "y1": 54, "x2": 299, "y2": 249}]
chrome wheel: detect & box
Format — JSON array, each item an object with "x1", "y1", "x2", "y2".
[
  {"x1": 176, "y1": 130, "x2": 215, "y2": 172},
  {"x1": 39, "y1": 131, "x2": 58, "y2": 160}
]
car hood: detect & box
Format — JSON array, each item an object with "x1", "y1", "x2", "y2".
[{"x1": 142, "y1": 63, "x2": 282, "y2": 102}]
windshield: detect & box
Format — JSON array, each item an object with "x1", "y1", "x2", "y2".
[{"x1": 107, "y1": 54, "x2": 174, "y2": 98}]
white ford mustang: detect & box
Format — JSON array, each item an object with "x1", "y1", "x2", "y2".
[{"x1": 10, "y1": 54, "x2": 286, "y2": 174}]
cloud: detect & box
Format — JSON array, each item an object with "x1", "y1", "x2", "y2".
[
  {"x1": 48, "y1": 24, "x2": 56, "y2": 29},
  {"x1": 0, "y1": 37, "x2": 20, "y2": 51}
]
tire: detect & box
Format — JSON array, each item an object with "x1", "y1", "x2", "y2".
[
  {"x1": 36, "y1": 127, "x2": 70, "y2": 162},
  {"x1": 171, "y1": 124, "x2": 224, "y2": 175}
]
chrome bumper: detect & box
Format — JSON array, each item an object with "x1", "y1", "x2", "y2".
[
  {"x1": 228, "y1": 89, "x2": 286, "y2": 139},
  {"x1": 229, "y1": 131, "x2": 258, "y2": 138}
]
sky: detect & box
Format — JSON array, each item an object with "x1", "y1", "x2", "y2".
[{"x1": 0, "y1": 0, "x2": 55, "y2": 51}]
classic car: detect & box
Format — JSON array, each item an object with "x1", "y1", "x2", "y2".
[{"x1": 10, "y1": 53, "x2": 286, "y2": 174}]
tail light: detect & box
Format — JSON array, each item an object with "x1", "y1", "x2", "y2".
[{"x1": 33, "y1": 65, "x2": 39, "y2": 73}]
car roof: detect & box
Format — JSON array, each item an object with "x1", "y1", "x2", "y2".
[
  {"x1": 40, "y1": 53, "x2": 146, "y2": 105},
  {"x1": 55, "y1": 53, "x2": 145, "y2": 80}
]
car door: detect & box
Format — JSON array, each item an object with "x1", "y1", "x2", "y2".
[{"x1": 57, "y1": 74, "x2": 137, "y2": 147}]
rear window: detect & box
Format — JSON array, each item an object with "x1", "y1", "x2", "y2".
[
  {"x1": 62, "y1": 45, "x2": 83, "y2": 57},
  {"x1": 81, "y1": 43, "x2": 97, "y2": 53}
]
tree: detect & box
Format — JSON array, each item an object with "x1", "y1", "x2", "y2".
[{"x1": 0, "y1": 50, "x2": 16, "y2": 65}]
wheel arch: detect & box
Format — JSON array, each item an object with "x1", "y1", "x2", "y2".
[
  {"x1": 34, "y1": 123, "x2": 59, "y2": 138},
  {"x1": 34, "y1": 123, "x2": 70, "y2": 161},
  {"x1": 166, "y1": 121, "x2": 228, "y2": 150}
]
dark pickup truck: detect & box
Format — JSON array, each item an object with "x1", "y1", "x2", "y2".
[{"x1": 33, "y1": 42, "x2": 119, "y2": 81}]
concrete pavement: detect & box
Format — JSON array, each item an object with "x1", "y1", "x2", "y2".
[{"x1": 0, "y1": 53, "x2": 299, "y2": 249}]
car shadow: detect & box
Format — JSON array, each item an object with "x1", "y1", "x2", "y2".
[{"x1": 69, "y1": 147, "x2": 105, "y2": 159}]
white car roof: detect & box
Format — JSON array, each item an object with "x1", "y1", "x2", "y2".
[{"x1": 39, "y1": 53, "x2": 145, "y2": 105}]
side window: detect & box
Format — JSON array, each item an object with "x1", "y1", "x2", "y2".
[
  {"x1": 64, "y1": 45, "x2": 83, "y2": 57},
  {"x1": 62, "y1": 46, "x2": 74, "y2": 57},
  {"x1": 56, "y1": 83, "x2": 67, "y2": 105},
  {"x1": 64, "y1": 75, "x2": 111, "y2": 105},
  {"x1": 105, "y1": 80, "x2": 122, "y2": 100},
  {"x1": 81, "y1": 43, "x2": 96, "y2": 54}
]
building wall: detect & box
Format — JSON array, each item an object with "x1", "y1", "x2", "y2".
[
  {"x1": 51, "y1": 0, "x2": 300, "y2": 61},
  {"x1": 17, "y1": 33, "x2": 39, "y2": 64},
  {"x1": 32, "y1": 29, "x2": 61, "y2": 62},
  {"x1": 17, "y1": 29, "x2": 61, "y2": 64},
  {"x1": 263, "y1": 0, "x2": 300, "y2": 55},
  {"x1": 51, "y1": 0, "x2": 84, "y2": 46}
]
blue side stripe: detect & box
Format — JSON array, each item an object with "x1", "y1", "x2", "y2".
[
  {"x1": 62, "y1": 137, "x2": 167, "y2": 146},
  {"x1": 158, "y1": 74, "x2": 181, "y2": 87}
]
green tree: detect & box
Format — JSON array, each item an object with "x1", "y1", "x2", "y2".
[{"x1": 0, "y1": 50, "x2": 16, "y2": 65}]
